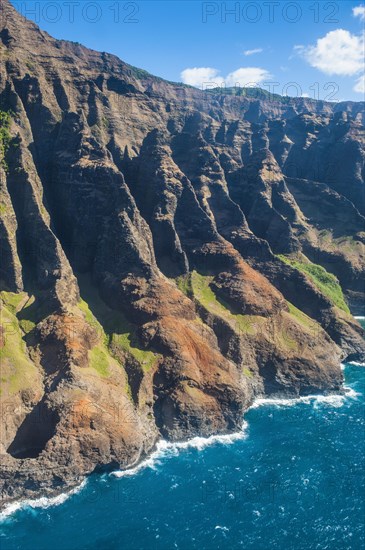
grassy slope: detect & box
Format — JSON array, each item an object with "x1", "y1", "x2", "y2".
[
  {"x1": 286, "y1": 300, "x2": 318, "y2": 332},
  {"x1": 78, "y1": 275, "x2": 159, "y2": 372},
  {"x1": 77, "y1": 297, "x2": 113, "y2": 377},
  {"x1": 0, "y1": 294, "x2": 39, "y2": 396},
  {"x1": 277, "y1": 255, "x2": 350, "y2": 313},
  {"x1": 188, "y1": 271, "x2": 265, "y2": 335}
]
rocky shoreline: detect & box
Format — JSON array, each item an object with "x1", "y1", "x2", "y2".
[{"x1": 0, "y1": 375, "x2": 357, "y2": 514}]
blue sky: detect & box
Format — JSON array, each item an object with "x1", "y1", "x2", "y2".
[{"x1": 10, "y1": 1, "x2": 365, "y2": 101}]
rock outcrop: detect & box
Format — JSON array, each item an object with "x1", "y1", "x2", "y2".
[{"x1": 0, "y1": 0, "x2": 364, "y2": 507}]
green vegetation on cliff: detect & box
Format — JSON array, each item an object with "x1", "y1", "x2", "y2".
[
  {"x1": 78, "y1": 297, "x2": 105, "y2": 340},
  {"x1": 0, "y1": 299, "x2": 40, "y2": 395},
  {"x1": 277, "y1": 255, "x2": 350, "y2": 313},
  {"x1": 88, "y1": 345, "x2": 110, "y2": 377},
  {"x1": 189, "y1": 271, "x2": 265, "y2": 335},
  {"x1": 0, "y1": 111, "x2": 12, "y2": 171},
  {"x1": 286, "y1": 301, "x2": 318, "y2": 333},
  {"x1": 78, "y1": 275, "x2": 159, "y2": 372},
  {"x1": 175, "y1": 274, "x2": 192, "y2": 297},
  {"x1": 78, "y1": 298, "x2": 111, "y2": 377},
  {"x1": 111, "y1": 330, "x2": 158, "y2": 372},
  {"x1": 0, "y1": 291, "x2": 27, "y2": 314},
  {"x1": 0, "y1": 291, "x2": 37, "y2": 334}
]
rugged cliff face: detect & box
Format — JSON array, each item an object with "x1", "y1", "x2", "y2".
[{"x1": 0, "y1": 0, "x2": 364, "y2": 506}]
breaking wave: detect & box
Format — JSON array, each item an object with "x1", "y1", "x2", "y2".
[
  {"x1": 112, "y1": 424, "x2": 248, "y2": 478},
  {"x1": 0, "y1": 480, "x2": 87, "y2": 521}
]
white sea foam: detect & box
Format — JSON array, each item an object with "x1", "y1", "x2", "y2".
[
  {"x1": 343, "y1": 387, "x2": 360, "y2": 398},
  {"x1": 342, "y1": 360, "x2": 365, "y2": 368},
  {"x1": 112, "y1": 423, "x2": 248, "y2": 479},
  {"x1": 249, "y1": 396, "x2": 299, "y2": 409},
  {"x1": 0, "y1": 479, "x2": 87, "y2": 521},
  {"x1": 111, "y1": 445, "x2": 164, "y2": 478},
  {"x1": 354, "y1": 316, "x2": 365, "y2": 320},
  {"x1": 249, "y1": 388, "x2": 359, "y2": 410}
]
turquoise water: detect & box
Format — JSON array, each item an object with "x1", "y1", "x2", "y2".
[{"x1": 1, "y1": 362, "x2": 364, "y2": 549}]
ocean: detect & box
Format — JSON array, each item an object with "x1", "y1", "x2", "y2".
[{"x1": 1, "y1": 325, "x2": 364, "y2": 550}]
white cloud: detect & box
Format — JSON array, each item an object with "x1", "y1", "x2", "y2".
[
  {"x1": 180, "y1": 66, "x2": 271, "y2": 88},
  {"x1": 353, "y1": 5, "x2": 365, "y2": 20},
  {"x1": 296, "y1": 29, "x2": 365, "y2": 96},
  {"x1": 225, "y1": 67, "x2": 271, "y2": 87},
  {"x1": 354, "y1": 74, "x2": 365, "y2": 94},
  {"x1": 243, "y1": 48, "x2": 263, "y2": 56},
  {"x1": 296, "y1": 29, "x2": 364, "y2": 76},
  {"x1": 180, "y1": 67, "x2": 223, "y2": 87}
]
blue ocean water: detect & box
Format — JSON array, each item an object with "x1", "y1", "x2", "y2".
[{"x1": 1, "y1": 359, "x2": 364, "y2": 549}]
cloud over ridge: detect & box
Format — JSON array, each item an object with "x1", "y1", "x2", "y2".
[{"x1": 180, "y1": 66, "x2": 271, "y2": 88}]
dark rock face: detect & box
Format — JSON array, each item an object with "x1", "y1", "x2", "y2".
[{"x1": 0, "y1": 0, "x2": 364, "y2": 506}]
